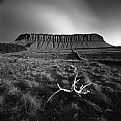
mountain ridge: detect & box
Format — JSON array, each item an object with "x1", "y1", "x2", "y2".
[{"x1": 14, "y1": 33, "x2": 112, "y2": 51}]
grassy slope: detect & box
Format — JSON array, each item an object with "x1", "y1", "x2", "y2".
[{"x1": 0, "y1": 56, "x2": 121, "y2": 121}]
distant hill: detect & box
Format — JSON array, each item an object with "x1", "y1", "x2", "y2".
[
  {"x1": 13, "y1": 33, "x2": 112, "y2": 51},
  {"x1": 0, "y1": 42, "x2": 27, "y2": 54}
]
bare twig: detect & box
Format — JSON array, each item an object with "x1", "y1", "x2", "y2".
[
  {"x1": 72, "y1": 72, "x2": 91, "y2": 94},
  {"x1": 47, "y1": 67, "x2": 92, "y2": 103},
  {"x1": 47, "y1": 83, "x2": 71, "y2": 102},
  {"x1": 47, "y1": 89, "x2": 61, "y2": 102},
  {"x1": 74, "y1": 82, "x2": 91, "y2": 94},
  {"x1": 57, "y1": 83, "x2": 71, "y2": 93}
]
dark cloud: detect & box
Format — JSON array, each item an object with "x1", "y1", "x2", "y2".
[
  {"x1": 83, "y1": 0, "x2": 121, "y2": 33},
  {"x1": 0, "y1": 0, "x2": 3, "y2": 3},
  {"x1": 0, "y1": 0, "x2": 121, "y2": 46}
]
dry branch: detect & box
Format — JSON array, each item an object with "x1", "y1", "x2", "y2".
[{"x1": 47, "y1": 68, "x2": 92, "y2": 103}]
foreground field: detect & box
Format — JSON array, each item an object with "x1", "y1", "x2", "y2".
[{"x1": 0, "y1": 56, "x2": 121, "y2": 121}]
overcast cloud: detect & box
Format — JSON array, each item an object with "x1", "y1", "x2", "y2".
[{"x1": 0, "y1": 0, "x2": 121, "y2": 46}]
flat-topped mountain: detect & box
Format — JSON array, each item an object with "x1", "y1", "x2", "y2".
[{"x1": 14, "y1": 33, "x2": 112, "y2": 51}]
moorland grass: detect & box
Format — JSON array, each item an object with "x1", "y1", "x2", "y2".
[{"x1": 0, "y1": 57, "x2": 121, "y2": 121}]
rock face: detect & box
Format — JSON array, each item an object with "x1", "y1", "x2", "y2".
[{"x1": 14, "y1": 33, "x2": 112, "y2": 50}]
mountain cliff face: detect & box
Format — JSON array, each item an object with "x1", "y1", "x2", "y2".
[{"x1": 14, "y1": 33, "x2": 112, "y2": 50}]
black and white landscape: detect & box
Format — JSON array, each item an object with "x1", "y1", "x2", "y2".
[
  {"x1": 0, "y1": 0, "x2": 121, "y2": 121},
  {"x1": 0, "y1": 33, "x2": 121, "y2": 121}
]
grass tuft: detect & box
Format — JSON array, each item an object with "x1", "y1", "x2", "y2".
[{"x1": 0, "y1": 56, "x2": 121, "y2": 121}]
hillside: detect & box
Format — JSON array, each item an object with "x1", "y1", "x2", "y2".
[
  {"x1": 0, "y1": 42, "x2": 27, "y2": 54},
  {"x1": 0, "y1": 56, "x2": 121, "y2": 121},
  {"x1": 14, "y1": 33, "x2": 112, "y2": 51}
]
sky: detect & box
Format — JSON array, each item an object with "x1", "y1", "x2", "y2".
[{"x1": 0, "y1": 0, "x2": 121, "y2": 46}]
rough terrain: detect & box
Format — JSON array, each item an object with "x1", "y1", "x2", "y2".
[{"x1": 0, "y1": 54, "x2": 121, "y2": 121}]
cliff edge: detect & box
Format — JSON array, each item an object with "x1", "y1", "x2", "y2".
[{"x1": 14, "y1": 33, "x2": 112, "y2": 51}]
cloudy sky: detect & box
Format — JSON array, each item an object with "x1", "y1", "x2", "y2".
[{"x1": 0, "y1": 0, "x2": 121, "y2": 46}]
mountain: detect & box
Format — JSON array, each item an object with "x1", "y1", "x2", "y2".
[
  {"x1": 0, "y1": 42, "x2": 27, "y2": 54},
  {"x1": 14, "y1": 33, "x2": 112, "y2": 51}
]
